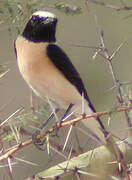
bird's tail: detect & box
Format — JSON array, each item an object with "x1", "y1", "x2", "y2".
[
  {"x1": 82, "y1": 102, "x2": 106, "y2": 144},
  {"x1": 71, "y1": 100, "x2": 106, "y2": 144}
]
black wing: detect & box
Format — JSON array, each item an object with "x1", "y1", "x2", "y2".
[{"x1": 46, "y1": 44, "x2": 96, "y2": 113}]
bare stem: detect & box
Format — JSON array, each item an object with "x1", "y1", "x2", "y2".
[
  {"x1": 98, "y1": 30, "x2": 132, "y2": 132},
  {"x1": 0, "y1": 105, "x2": 131, "y2": 162}
]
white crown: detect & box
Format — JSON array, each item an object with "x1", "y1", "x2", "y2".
[{"x1": 33, "y1": 11, "x2": 56, "y2": 18}]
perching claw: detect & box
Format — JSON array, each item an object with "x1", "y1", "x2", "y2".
[{"x1": 32, "y1": 130, "x2": 46, "y2": 151}]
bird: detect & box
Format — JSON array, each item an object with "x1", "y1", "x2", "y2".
[{"x1": 14, "y1": 10, "x2": 106, "y2": 145}]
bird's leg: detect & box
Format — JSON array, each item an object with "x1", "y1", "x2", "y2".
[
  {"x1": 61, "y1": 103, "x2": 74, "y2": 122},
  {"x1": 32, "y1": 108, "x2": 60, "y2": 151},
  {"x1": 41, "y1": 108, "x2": 60, "y2": 129},
  {"x1": 32, "y1": 104, "x2": 74, "y2": 150}
]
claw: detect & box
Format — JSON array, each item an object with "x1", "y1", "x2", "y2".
[{"x1": 32, "y1": 130, "x2": 46, "y2": 151}]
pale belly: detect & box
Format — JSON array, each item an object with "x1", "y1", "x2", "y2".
[
  {"x1": 16, "y1": 37, "x2": 82, "y2": 110},
  {"x1": 22, "y1": 62, "x2": 82, "y2": 110}
]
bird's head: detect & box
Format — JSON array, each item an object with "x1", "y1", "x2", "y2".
[{"x1": 22, "y1": 11, "x2": 58, "y2": 43}]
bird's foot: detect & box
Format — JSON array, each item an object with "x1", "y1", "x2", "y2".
[{"x1": 32, "y1": 130, "x2": 46, "y2": 151}]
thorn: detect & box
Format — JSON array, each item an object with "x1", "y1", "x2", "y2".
[
  {"x1": 63, "y1": 125, "x2": 73, "y2": 151},
  {"x1": 118, "y1": 162, "x2": 122, "y2": 172}
]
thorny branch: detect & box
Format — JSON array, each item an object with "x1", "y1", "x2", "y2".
[
  {"x1": 92, "y1": 23, "x2": 132, "y2": 179},
  {"x1": 98, "y1": 29, "x2": 132, "y2": 133},
  {"x1": 0, "y1": 105, "x2": 132, "y2": 162},
  {"x1": 73, "y1": 22, "x2": 132, "y2": 178},
  {"x1": 86, "y1": 0, "x2": 132, "y2": 11}
]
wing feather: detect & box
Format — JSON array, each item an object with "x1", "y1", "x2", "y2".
[{"x1": 46, "y1": 44, "x2": 96, "y2": 113}]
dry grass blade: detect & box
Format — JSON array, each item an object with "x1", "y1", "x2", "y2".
[
  {"x1": 0, "y1": 108, "x2": 23, "y2": 127},
  {"x1": 0, "y1": 69, "x2": 9, "y2": 78},
  {"x1": 9, "y1": 119, "x2": 20, "y2": 144},
  {"x1": 7, "y1": 157, "x2": 12, "y2": 173},
  {"x1": 14, "y1": 157, "x2": 38, "y2": 166},
  {"x1": 110, "y1": 41, "x2": 126, "y2": 60},
  {"x1": 63, "y1": 125, "x2": 73, "y2": 151},
  {"x1": 46, "y1": 135, "x2": 50, "y2": 155},
  {"x1": 61, "y1": 106, "x2": 79, "y2": 122}
]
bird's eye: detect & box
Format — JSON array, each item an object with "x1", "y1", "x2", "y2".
[
  {"x1": 39, "y1": 17, "x2": 48, "y2": 25},
  {"x1": 43, "y1": 17, "x2": 53, "y2": 24}
]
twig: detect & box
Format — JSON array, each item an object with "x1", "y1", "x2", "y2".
[
  {"x1": 99, "y1": 30, "x2": 132, "y2": 133},
  {"x1": 99, "y1": 31, "x2": 124, "y2": 102},
  {"x1": 86, "y1": 0, "x2": 132, "y2": 11},
  {"x1": 97, "y1": 27, "x2": 131, "y2": 179},
  {"x1": 0, "y1": 105, "x2": 131, "y2": 162},
  {"x1": 0, "y1": 108, "x2": 22, "y2": 127},
  {"x1": 30, "y1": 137, "x2": 132, "y2": 179}
]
